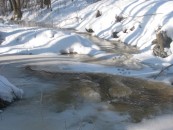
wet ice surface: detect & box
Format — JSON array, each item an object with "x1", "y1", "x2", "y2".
[
  {"x1": 0, "y1": 25, "x2": 172, "y2": 130},
  {"x1": 0, "y1": 58, "x2": 127, "y2": 130},
  {"x1": 0, "y1": 55, "x2": 173, "y2": 130}
]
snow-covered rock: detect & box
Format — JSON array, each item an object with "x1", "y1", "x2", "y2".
[{"x1": 0, "y1": 75, "x2": 23, "y2": 103}]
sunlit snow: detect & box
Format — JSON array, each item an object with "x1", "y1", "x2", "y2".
[{"x1": 1, "y1": 0, "x2": 173, "y2": 130}]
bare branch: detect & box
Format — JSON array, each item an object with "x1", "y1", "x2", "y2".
[{"x1": 154, "y1": 64, "x2": 173, "y2": 79}]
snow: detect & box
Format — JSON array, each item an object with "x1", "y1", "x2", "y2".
[
  {"x1": 127, "y1": 115, "x2": 173, "y2": 130},
  {"x1": 1, "y1": 0, "x2": 173, "y2": 129},
  {"x1": 0, "y1": 75, "x2": 23, "y2": 102},
  {"x1": 2, "y1": 0, "x2": 172, "y2": 65},
  {"x1": 0, "y1": 25, "x2": 101, "y2": 55},
  {"x1": 2, "y1": 0, "x2": 173, "y2": 54}
]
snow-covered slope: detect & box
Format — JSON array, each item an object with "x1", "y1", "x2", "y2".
[
  {"x1": 0, "y1": 24, "x2": 101, "y2": 55},
  {"x1": 17, "y1": 0, "x2": 173, "y2": 49},
  {"x1": 60, "y1": 0, "x2": 173, "y2": 48},
  {"x1": 2, "y1": 0, "x2": 173, "y2": 55},
  {"x1": 7, "y1": 0, "x2": 171, "y2": 62},
  {"x1": 2, "y1": 0, "x2": 173, "y2": 69}
]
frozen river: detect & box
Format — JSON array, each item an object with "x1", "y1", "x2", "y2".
[
  {"x1": 0, "y1": 23, "x2": 173, "y2": 130},
  {"x1": 0, "y1": 54, "x2": 173, "y2": 130}
]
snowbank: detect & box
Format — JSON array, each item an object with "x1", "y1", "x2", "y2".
[
  {"x1": 9, "y1": 0, "x2": 173, "y2": 63},
  {"x1": 2, "y1": 0, "x2": 173, "y2": 53},
  {"x1": 0, "y1": 26, "x2": 101, "y2": 55},
  {"x1": 70, "y1": 0, "x2": 173, "y2": 50},
  {"x1": 127, "y1": 115, "x2": 173, "y2": 130},
  {"x1": 0, "y1": 75, "x2": 23, "y2": 102}
]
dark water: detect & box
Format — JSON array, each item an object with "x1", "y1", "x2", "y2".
[{"x1": 79, "y1": 32, "x2": 138, "y2": 54}]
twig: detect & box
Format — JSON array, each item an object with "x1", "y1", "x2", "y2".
[
  {"x1": 40, "y1": 89, "x2": 43, "y2": 104},
  {"x1": 0, "y1": 110, "x2": 3, "y2": 120},
  {"x1": 154, "y1": 64, "x2": 173, "y2": 79},
  {"x1": 65, "y1": 120, "x2": 67, "y2": 130}
]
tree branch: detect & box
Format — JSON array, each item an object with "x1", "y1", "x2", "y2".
[{"x1": 154, "y1": 64, "x2": 173, "y2": 79}]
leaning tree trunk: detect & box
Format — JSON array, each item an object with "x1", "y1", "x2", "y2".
[{"x1": 11, "y1": 0, "x2": 22, "y2": 20}]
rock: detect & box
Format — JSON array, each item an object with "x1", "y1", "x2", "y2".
[
  {"x1": 123, "y1": 29, "x2": 127, "y2": 33},
  {"x1": 152, "y1": 29, "x2": 172, "y2": 58},
  {"x1": 115, "y1": 15, "x2": 124, "y2": 22},
  {"x1": 85, "y1": 28, "x2": 94, "y2": 33},
  {"x1": 0, "y1": 32, "x2": 4, "y2": 45},
  {"x1": 60, "y1": 49, "x2": 78, "y2": 55},
  {"x1": 80, "y1": 86, "x2": 101, "y2": 102},
  {"x1": 152, "y1": 39, "x2": 157, "y2": 45},
  {"x1": 130, "y1": 26, "x2": 135, "y2": 31},
  {"x1": 153, "y1": 44, "x2": 168, "y2": 58},
  {"x1": 112, "y1": 32, "x2": 119, "y2": 38},
  {"x1": 0, "y1": 99, "x2": 9, "y2": 109},
  {"x1": 79, "y1": 79, "x2": 101, "y2": 102},
  {"x1": 109, "y1": 82, "x2": 132, "y2": 98},
  {"x1": 96, "y1": 10, "x2": 102, "y2": 18}
]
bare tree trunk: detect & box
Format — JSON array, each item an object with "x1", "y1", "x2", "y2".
[
  {"x1": 44, "y1": 0, "x2": 51, "y2": 10},
  {"x1": 9, "y1": 0, "x2": 14, "y2": 11},
  {"x1": 0, "y1": 0, "x2": 5, "y2": 15},
  {"x1": 21, "y1": 0, "x2": 26, "y2": 8},
  {"x1": 11, "y1": 0, "x2": 22, "y2": 20},
  {"x1": 40, "y1": 0, "x2": 44, "y2": 8},
  {"x1": 16, "y1": 0, "x2": 21, "y2": 9}
]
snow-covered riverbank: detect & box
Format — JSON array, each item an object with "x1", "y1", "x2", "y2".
[
  {"x1": 1, "y1": 0, "x2": 173, "y2": 82},
  {"x1": 10, "y1": 0, "x2": 173, "y2": 59},
  {"x1": 1, "y1": 0, "x2": 173, "y2": 130}
]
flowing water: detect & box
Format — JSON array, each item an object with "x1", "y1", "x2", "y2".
[{"x1": 0, "y1": 21, "x2": 173, "y2": 130}]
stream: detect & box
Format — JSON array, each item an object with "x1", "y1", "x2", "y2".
[{"x1": 0, "y1": 21, "x2": 173, "y2": 130}]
